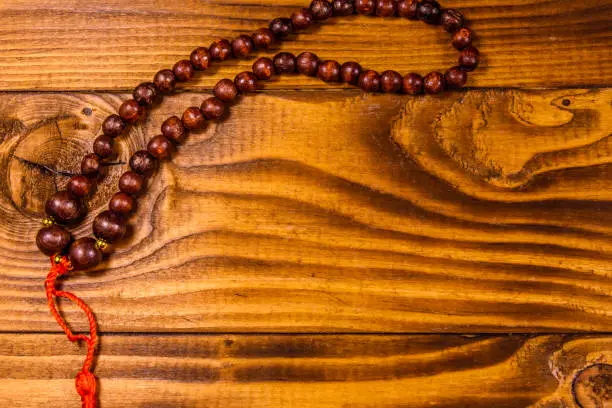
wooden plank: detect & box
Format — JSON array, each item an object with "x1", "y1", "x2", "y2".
[
  {"x1": 0, "y1": 88, "x2": 611, "y2": 333},
  {"x1": 0, "y1": 0, "x2": 610, "y2": 91},
  {"x1": 1, "y1": 333, "x2": 611, "y2": 407}
]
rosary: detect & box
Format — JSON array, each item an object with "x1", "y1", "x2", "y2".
[{"x1": 34, "y1": 1, "x2": 479, "y2": 406}]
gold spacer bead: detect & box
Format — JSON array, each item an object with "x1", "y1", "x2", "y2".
[
  {"x1": 53, "y1": 254, "x2": 62, "y2": 264},
  {"x1": 42, "y1": 216, "x2": 55, "y2": 227},
  {"x1": 95, "y1": 238, "x2": 108, "y2": 251}
]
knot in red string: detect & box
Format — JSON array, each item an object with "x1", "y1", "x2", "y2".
[{"x1": 75, "y1": 370, "x2": 97, "y2": 407}]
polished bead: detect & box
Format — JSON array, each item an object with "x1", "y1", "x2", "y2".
[
  {"x1": 119, "y1": 99, "x2": 145, "y2": 124},
  {"x1": 441, "y1": 9, "x2": 464, "y2": 32},
  {"x1": 416, "y1": 0, "x2": 441, "y2": 24},
  {"x1": 380, "y1": 70, "x2": 403, "y2": 93},
  {"x1": 101, "y1": 114, "x2": 126, "y2": 138},
  {"x1": 154, "y1": 69, "x2": 176, "y2": 94},
  {"x1": 190, "y1": 47, "x2": 211, "y2": 70},
  {"x1": 36, "y1": 225, "x2": 72, "y2": 256},
  {"x1": 252, "y1": 57, "x2": 275, "y2": 80},
  {"x1": 213, "y1": 79, "x2": 239, "y2": 102},
  {"x1": 459, "y1": 46, "x2": 479, "y2": 71},
  {"x1": 234, "y1": 71, "x2": 259, "y2": 93},
  {"x1": 297, "y1": 52, "x2": 320, "y2": 76},
  {"x1": 45, "y1": 191, "x2": 85, "y2": 224},
  {"x1": 376, "y1": 0, "x2": 396, "y2": 17},
  {"x1": 269, "y1": 18, "x2": 294, "y2": 39},
  {"x1": 133, "y1": 82, "x2": 159, "y2": 106},
  {"x1": 452, "y1": 27, "x2": 473, "y2": 50},
  {"x1": 93, "y1": 210, "x2": 126, "y2": 243},
  {"x1": 201, "y1": 97, "x2": 226, "y2": 120},
  {"x1": 129, "y1": 150, "x2": 158, "y2": 177},
  {"x1": 397, "y1": 0, "x2": 418, "y2": 19},
  {"x1": 317, "y1": 60, "x2": 341, "y2": 82},
  {"x1": 109, "y1": 192, "x2": 135, "y2": 215},
  {"x1": 423, "y1": 71, "x2": 446, "y2": 94},
  {"x1": 232, "y1": 35, "x2": 255, "y2": 58},
  {"x1": 402, "y1": 73, "x2": 423, "y2": 95},
  {"x1": 209, "y1": 39, "x2": 233, "y2": 61},
  {"x1": 161, "y1": 116, "x2": 187, "y2": 144},
  {"x1": 273, "y1": 52, "x2": 296, "y2": 74},
  {"x1": 355, "y1": 0, "x2": 376, "y2": 15},
  {"x1": 173, "y1": 60, "x2": 194, "y2": 82},
  {"x1": 119, "y1": 171, "x2": 145, "y2": 195},
  {"x1": 291, "y1": 8, "x2": 314, "y2": 30},
  {"x1": 310, "y1": 0, "x2": 333, "y2": 20},
  {"x1": 68, "y1": 238, "x2": 102, "y2": 270},
  {"x1": 340, "y1": 61, "x2": 362, "y2": 85},
  {"x1": 358, "y1": 70, "x2": 381, "y2": 92},
  {"x1": 147, "y1": 135, "x2": 174, "y2": 160},
  {"x1": 81, "y1": 153, "x2": 103, "y2": 178},
  {"x1": 182, "y1": 107, "x2": 207, "y2": 130},
  {"x1": 332, "y1": 0, "x2": 354, "y2": 15},
  {"x1": 67, "y1": 175, "x2": 95, "y2": 198},
  {"x1": 93, "y1": 135, "x2": 115, "y2": 159},
  {"x1": 445, "y1": 66, "x2": 468, "y2": 88},
  {"x1": 252, "y1": 28, "x2": 276, "y2": 49}
]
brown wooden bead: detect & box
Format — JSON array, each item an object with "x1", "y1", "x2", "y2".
[
  {"x1": 297, "y1": 52, "x2": 320, "y2": 76},
  {"x1": 93, "y1": 135, "x2": 115, "y2": 159},
  {"x1": 417, "y1": 0, "x2": 441, "y2": 24},
  {"x1": 133, "y1": 82, "x2": 159, "y2": 106},
  {"x1": 109, "y1": 192, "x2": 135, "y2": 215},
  {"x1": 397, "y1": 0, "x2": 418, "y2": 19},
  {"x1": 234, "y1": 72, "x2": 259, "y2": 93},
  {"x1": 119, "y1": 171, "x2": 145, "y2": 195},
  {"x1": 441, "y1": 9, "x2": 464, "y2": 32},
  {"x1": 232, "y1": 35, "x2": 254, "y2": 58},
  {"x1": 252, "y1": 28, "x2": 276, "y2": 50},
  {"x1": 376, "y1": 0, "x2": 397, "y2": 17},
  {"x1": 214, "y1": 79, "x2": 239, "y2": 102},
  {"x1": 291, "y1": 8, "x2": 314, "y2": 30},
  {"x1": 380, "y1": 70, "x2": 403, "y2": 93},
  {"x1": 423, "y1": 71, "x2": 446, "y2": 94},
  {"x1": 252, "y1": 57, "x2": 275, "y2": 80},
  {"x1": 402, "y1": 73, "x2": 423, "y2": 95},
  {"x1": 129, "y1": 150, "x2": 158, "y2": 177},
  {"x1": 355, "y1": 0, "x2": 376, "y2": 15},
  {"x1": 93, "y1": 210, "x2": 126, "y2": 243},
  {"x1": 452, "y1": 27, "x2": 473, "y2": 50},
  {"x1": 358, "y1": 70, "x2": 381, "y2": 92},
  {"x1": 161, "y1": 116, "x2": 187, "y2": 144},
  {"x1": 201, "y1": 97, "x2": 226, "y2": 120},
  {"x1": 36, "y1": 225, "x2": 72, "y2": 256},
  {"x1": 190, "y1": 47, "x2": 211, "y2": 70},
  {"x1": 45, "y1": 191, "x2": 85, "y2": 224},
  {"x1": 119, "y1": 99, "x2": 145, "y2": 124},
  {"x1": 182, "y1": 107, "x2": 207, "y2": 130},
  {"x1": 101, "y1": 114, "x2": 126, "y2": 138},
  {"x1": 317, "y1": 60, "x2": 341, "y2": 82},
  {"x1": 310, "y1": 0, "x2": 333, "y2": 20},
  {"x1": 173, "y1": 59, "x2": 194, "y2": 82},
  {"x1": 269, "y1": 18, "x2": 294, "y2": 39},
  {"x1": 445, "y1": 66, "x2": 468, "y2": 88},
  {"x1": 67, "y1": 175, "x2": 95, "y2": 198},
  {"x1": 459, "y1": 46, "x2": 480, "y2": 71},
  {"x1": 273, "y1": 52, "x2": 296, "y2": 74},
  {"x1": 147, "y1": 135, "x2": 174, "y2": 160},
  {"x1": 68, "y1": 238, "x2": 102, "y2": 270},
  {"x1": 81, "y1": 153, "x2": 103, "y2": 178},
  {"x1": 332, "y1": 0, "x2": 355, "y2": 16},
  {"x1": 153, "y1": 69, "x2": 176, "y2": 94},
  {"x1": 209, "y1": 39, "x2": 233, "y2": 61},
  {"x1": 340, "y1": 61, "x2": 362, "y2": 85}
]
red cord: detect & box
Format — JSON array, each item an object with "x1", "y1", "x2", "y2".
[{"x1": 45, "y1": 256, "x2": 98, "y2": 408}]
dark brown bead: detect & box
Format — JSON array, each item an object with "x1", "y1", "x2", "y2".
[
  {"x1": 291, "y1": 8, "x2": 314, "y2": 30},
  {"x1": 93, "y1": 210, "x2": 126, "y2": 243},
  {"x1": 119, "y1": 171, "x2": 145, "y2": 195},
  {"x1": 154, "y1": 69, "x2": 176, "y2": 94},
  {"x1": 332, "y1": 0, "x2": 355, "y2": 15},
  {"x1": 173, "y1": 59, "x2": 194, "y2": 82},
  {"x1": 380, "y1": 70, "x2": 403, "y2": 93},
  {"x1": 190, "y1": 47, "x2": 211, "y2": 70},
  {"x1": 36, "y1": 225, "x2": 72, "y2": 256},
  {"x1": 355, "y1": 0, "x2": 376, "y2": 15},
  {"x1": 209, "y1": 39, "x2": 233, "y2": 61},
  {"x1": 273, "y1": 52, "x2": 297, "y2": 74},
  {"x1": 232, "y1": 35, "x2": 254, "y2": 58},
  {"x1": 182, "y1": 107, "x2": 207, "y2": 130},
  {"x1": 459, "y1": 46, "x2": 480, "y2": 71},
  {"x1": 93, "y1": 135, "x2": 115, "y2": 159},
  {"x1": 452, "y1": 27, "x2": 473, "y2": 50},
  {"x1": 161, "y1": 116, "x2": 187, "y2": 144},
  {"x1": 297, "y1": 52, "x2": 320, "y2": 76},
  {"x1": 402, "y1": 73, "x2": 423, "y2": 95},
  {"x1": 68, "y1": 238, "x2": 102, "y2": 270},
  {"x1": 234, "y1": 71, "x2": 259, "y2": 93},
  {"x1": 147, "y1": 135, "x2": 174, "y2": 160},
  {"x1": 129, "y1": 150, "x2": 158, "y2": 177},
  {"x1": 118, "y1": 99, "x2": 145, "y2": 124},
  {"x1": 213, "y1": 79, "x2": 239, "y2": 102},
  {"x1": 310, "y1": 0, "x2": 333, "y2": 20},
  {"x1": 109, "y1": 192, "x2": 135, "y2": 215},
  {"x1": 416, "y1": 0, "x2": 441, "y2": 24},
  {"x1": 358, "y1": 70, "x2": 381, "y2": 92},
  {"x1": 81, "y1": 153, "x2": 103, "y2": 178},
  {"x1": 397, "y1": 0, "x2": 418, "y2": 19},
  {"x1": 445, "y1": 66, "x2": 468, "y2": 88},
  {"x1": 252, "y1": 28, "x2": 276, "y2": 50},
  {"x1": 317, "y1": 60, "x2": 341, "y2": 82},
  {"x1": 340, "y1": 61, "x2": 362, "y2": 85},
  {"x1": 252, "y1": 57, "x2": 275, "y2": 80},
  {"x1": 133, "y1": 82, "x2": 159, "y2": 106},
  {"x1": 376, "y1": 0, "x2": 396, "y2": 17},
  {"x1": 67, "y1": 175, "x2": 95, "y2": 198},
  {"x1": 101, "y1": 114, "x2": 126, "y2": 138},
  {"x1": 441, "y1": 9, "x2": 464, "y2": 32},
  {"x1": 201, "y1": 97, "x2": 226, "y2": 120},
  {"x1": 269, "y1": 18, "x2": 294, "y2": 39},
  {"x1": 45, "y1": 191, "x2": 85, "y2": 224},
  {"x1": 423, "y1": 71, "x2": 446, "y2": 94}
]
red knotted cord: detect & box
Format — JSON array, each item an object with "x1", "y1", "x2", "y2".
[{"x1": 45, "y1": 256, "x2": 98, "y2": 408}]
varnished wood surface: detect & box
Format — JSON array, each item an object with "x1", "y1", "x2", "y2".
[{"x1": 0, "y1": 0, "x2": 611, "y2": 91}]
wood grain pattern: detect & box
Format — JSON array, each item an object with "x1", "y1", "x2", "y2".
[
  {"x1": 0, "y1": 0, "x2": 611, "y2": 91},
  {"x1": 0, "y1": 88, "x2": 610, "y2": 333}
]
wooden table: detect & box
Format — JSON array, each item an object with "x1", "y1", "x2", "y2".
[{"x1": 1, "y1": 0, "x2": 611, "y2": 406}]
